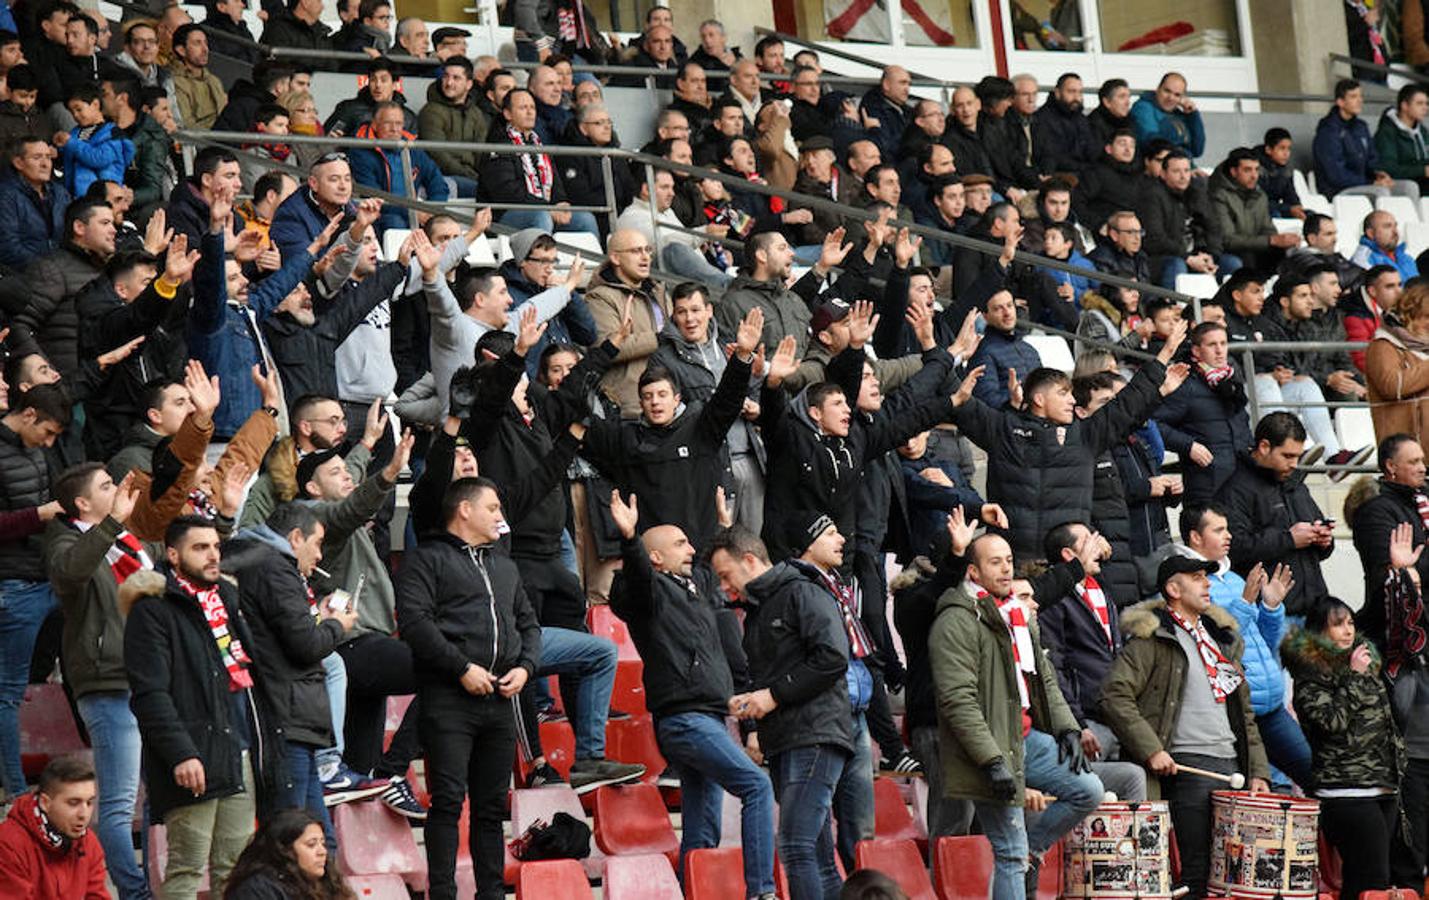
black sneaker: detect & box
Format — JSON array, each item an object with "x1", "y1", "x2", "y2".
[
  {"x1": 568, "y1": 758, "x2": 646, "y2": 794},
  {"x1": 526, "y1": 763, "x2": 567, "y2": 789},
  {"x1": 536, "y1": 708, "x2": 567, "y2": 725},
  {"x1": 379, "y1": 776, "x2": 428, "y2": 820},
  {"x1": 879, "y1": 750, "x2": 925, "y2": 777}
]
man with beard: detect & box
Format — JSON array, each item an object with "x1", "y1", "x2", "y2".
[
  {"x1": 418, "y1": 56, "x2": 486, "y2": 195},
  {"x1": 1073, "y1": 130, "x2": 1144, "y2": 231},
  {"x1": 1154, "y1": 322, "x2": 1253, "y2": 503},
  {"x1": 1035, "y1": 72, "x2": 1097, "y2": 175}
]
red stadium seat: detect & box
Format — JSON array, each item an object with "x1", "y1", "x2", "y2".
[
  {"x1": 854, "y1": 838, "x2": 936, "y2": 900},
  {"x1": 606, "y1": 714, "x2": 666, "y2": 785},
  {"x1": 345, "y1": 874, "x2": 410, "y2": 899},
  {"x1": 1320, "y1": 833, "x2": 1342, "y2": 894},
  {"x1": 933, "y1": 835, "x2": 993, "y2": 900},
  {"x1": 686, "y1": 847, "x2": 747, "y2": 900},
  {"x1": 1036, "y1": 841, "x2": 1061, "y2": 900},
  {"x1": 593, "y1": 783, "x2": 680, "y2": 865},
  {"x1": 602, "y1": 853, "x2": 684, "y2": 900},
  {"x1": 588, "y1": 605, "x2": 648, "y2": 715},
  {"x1": 381, "y1": 694, "x2": 413, "y2": 753},
  {"x1": 513, "y1": 717, "x2": 576, "y2": 785},
  {"x1": 508, "y1": 786, "x2": 606, "y2": 881},
  {"x1": 332, "y1": 799, "x2": 427, "y2": 892},
  {"x1": 873, "y1": 777, "x2": 928, "y2": 853},
  {"x1": 19, "y1": 683, "x2": 86, "y2": 778},
  {"x1": 515, "y1": 859, "x2": 592, "y2": 900},
  {"x1": 775, "y1": 852, "x2": 848, "y2": 898}
]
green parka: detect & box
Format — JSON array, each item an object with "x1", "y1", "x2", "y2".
[
  {"x1": 1099, "y1": 599, "x2": 1271, "y2": 790},
  {"x1": 1373, "y1": 108, "x2": 1429, "y2": 182},
  {"x1": 1280, "y1": 626, "x2": 1404, "y2": 792},
  {"x1": 417, "y1": 81, "x2": 488, "y2": 180},
  {"x1": 928, "y1": 580, "x2": 1080, "y2": 806}
]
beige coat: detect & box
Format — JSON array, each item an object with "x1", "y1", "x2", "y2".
[
  {"x1": 584, "y1": 267, "x2": 671, "y2": 417},
  {"x1": 1366, "y1": 329, "x2": 1429, "y2": 450}
]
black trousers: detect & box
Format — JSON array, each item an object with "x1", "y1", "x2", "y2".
[
  {"x1": 340, "y1": 400, "x2": 396, "y2": 563},
  {"x1": 1392, "y1": 757, "x2": 1429, "y2": 886},
  {"x1": 1322, "y1": 793, "x2": 1398, "y2": 900},
  {"x1": 1163, "y1": 753, "x2": 1236, "y2": 899},
  {"x1": 420, "y1": 686, "x2": 517, "y2": 900},
  {"x1": 336, "y1": 633, "x2": 421, "y2": 778},
  {"x1": 852, "y1": 548, "x2": 908, "y2": 761}
]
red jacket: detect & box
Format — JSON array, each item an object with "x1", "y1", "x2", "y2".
[
  {"x1": 0, "y1": 792, "x2": 110, "y2": 899},
  {"x1": 1344, "y1": 289, "x2": 1386, "y2": 372}
]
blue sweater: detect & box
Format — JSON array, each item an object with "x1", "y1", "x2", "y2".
[
  {"x1": 1130, "y1": 92, "x2": 1205, "y2": 159},
  {"x1": 1208, "y1": 563, "x2": 1287, "y2": 715},
  {"x1": 1040, "y1": 249, "x2": 1094, "y2": 305}
]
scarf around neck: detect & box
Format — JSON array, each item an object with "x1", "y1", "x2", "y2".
[
  {"x1": 176, "y1": 574, "x2": 253, "y2": 691},
  {"x1": 506, "y1": 124, "x2": 554, "y2": 200},
  {"x1": 1167, "y1": 606, "x2": 1242, "y2": 702}
]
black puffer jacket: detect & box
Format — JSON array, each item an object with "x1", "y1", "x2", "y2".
[
  {"x1": 223, "y1": 528, "x2": 346, "y2": 747},
  {"x1": 0, "y1": 422, "x2": 52, "y2": 581},
  {"x1": 951, "y1": 359, "x2": 1167, "y2": 560},
  {"x1": 1349, "y1": 479, "x2": 1429, "y2": 648},
  {"x1": 741, "y1": 561, "x2": 852, "y2": 758},
  {"x1": 940, "y1": 119, "x2": 995, "y2": 181},
  {"x1": 395, "y1": 534, "x2": 542, "y2": 687},
  {"x1": 1224, "y1": 452, "x2": 1331, "y2": 616},
  {"x1": 1112, "y1": 432, "x2": 1172, "y2": 558},
  {"x1": 123, "y1": 570, "x2": 289, "y2": 822},
  {"x1": 1153, "y1": 371, "x2": 1252, "y2": 504},
  {"x1": 1033, "y1": 96, "x2": 1098, "y2": 175},
  {"x1": 6, "y1": 244, "x2": 104, "y2": 381},
  {"x1": 1074, "y1": 155, "x2": 1146, "y2": 230},
  {"x1": 609, "y1": 536, "x2": 733, "y2": 719},
  {"x1": 1136, "y1": 177, "x2": 1224, "y2": 266},
  {"x1": 1090, "y1": 451, "x2": 1139, "y2": 607}
]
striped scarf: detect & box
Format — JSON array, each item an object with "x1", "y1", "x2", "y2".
[
  {"x1": 1075, "y1": 576, "x2": 1113, "y2": 649},
  {"x1": 980, "y1": 583, "x2": 1035, "y2": 710},
  {"x1": 506, "y1": 125, "x2": 554, "y2": 200},
  {"x1": 1167, "y1": 607, "x2": 1241, "y2": 702},
  {"x1": 72, "y1": 519, "x2": 152, "y2": 584},
  {"x1": 176, "y1": 574, "x2": 253, "y2": 691}
]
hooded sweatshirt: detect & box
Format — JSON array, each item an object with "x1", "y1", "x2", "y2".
[
  {"x1": 1374, "y1": 106, "x2": 1429, "y2": 182},
  {"x1": 0, "y1": 792, "x2": 108, "y2": 900}
]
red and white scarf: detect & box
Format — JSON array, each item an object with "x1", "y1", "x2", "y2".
[
  {"x1": 978, "y1": 583, "x2": 1036, "y2": 710},
  {"x1": 1199, "y1": 361, "x2": 1235, "y2": 388},
  {"x1": 73, "y1": 519, "x2": 152, "y2": 584},
  {"x1": 1075, "y1": 576, "x2": 1113, "y2": 649},
  {"x1": 816, "y1": 569, "x2": 873, "y2": 660},
  {"x1": 1167, "y1": 607, "x2": 1242, "y2": 703},
  {"x1": 176, "y1": 574, "x2": 253, "y2": 691},
  {"x1": 1415, "y1": 492, "x2": 1429, "y2": 535},
  {"x1": 506, "y1": 125, "x2": 554, "y2": 200}
]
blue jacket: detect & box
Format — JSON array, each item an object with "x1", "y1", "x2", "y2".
[
  {"x1": 0, "y1": 175, "x2": 68, "y2": 271},
  {"x1": 1350, "y1": 234, "x2": 1420, "y2": 283},
  {"x1": 1040, "y1": 249, "x2": 1094, "y2": 305},
  {"x1": 61, "y1": 122, "x2": 134, "y2": 198},
  {"x1": 968, "y1": 327, "x2": 1042, "y2": 410},
  {"x1": 497, "y1": 258, "x2": 597, "y2": 377},
  {"x1": 271, "y1": 188, "x2": 354, "y2": 263},
  {"x1": 858, "y1": 86, "x2": 910, "y2": 162},
  {"x1": 899, "y1": 452, "x2": 984, "y2": 561},
  {"x1": 1313, "y1": 109, "x2": 1380, "y2": 197},
  {"x1": 1207, "y1": 561, "x2": 1287, "y2": 715},
  {"x1": 1129, "y1": 91, "x2": 1205, "y2": 159},
  {"x1": 187, "y1": 230, "x2": 315, "y2": 437},
  {"x1": 348, "y1": 145, "x2": 450, "y2": 235}
]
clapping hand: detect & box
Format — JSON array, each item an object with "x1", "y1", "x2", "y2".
[
  {"x1": 846, "y1": 299, "x2": 879, "y2": 349},
  {"x1": 729, "y1": 306, "x2": 763, "y2": 359},
  {"x1": 952, "y1": 365, "x2": 986, "y2": 407},
  {"x1": 514, "y1": 304, "x2": 548, "y2": 357}
]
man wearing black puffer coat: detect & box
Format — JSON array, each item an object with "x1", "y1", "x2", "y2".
[
  {"x1": 1349, "y1": 433, "x2": 1429, "y2": 649},
  {"x1": 1033, "y1": 73, "x2": 1098, "y2": 176},
  {"x1": 1073, "y1": 373, "x2": 1141, "y2": 607},
  {"x1": 224, "y1": 503, "x2": 356, "y2": 850},
  {"x1": 1155, "y1": 321, "x2": 1253, "y2": 504}
]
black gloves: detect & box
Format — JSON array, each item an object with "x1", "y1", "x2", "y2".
[
  {"x1": 1058, "y1": 729, "x2": 1092, "y2": 774},
  {"x1": 984, "y1": 757, "x2": 1016, "y2": 801},
  {"x1": 449, "y1": 366, "x2": 477, "y2": 420}
]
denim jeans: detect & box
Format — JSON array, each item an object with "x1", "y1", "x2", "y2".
[
  {"x1": 1156, "y1": 253, "x2": 1244, "y2": 289},
  {"x1": 1252, "y1": 374, "x2": 1342, "y2": 457},
  {"x1": 75, "y1": 691, "x2": 150, "y2": 899},
  {"x1": 975, "y1": 730, "x2": 1104, "y2": 900},
  {"x1": 558, "y1": 529, "x2": 580, "y2": 578},
  {"x1": 315, "y1": 652, "x2": 346, "y2": 779},
  {"x1": 833, "y1": 712, "x2": 875, "y2": 869},
  {"x1": 448, "y1": 175, "x2": 478, "y2": 198},
  {"x1": 770, "y1": 744, "x2": 849, "y2": 900},
  {"x1": 536, "y1": 626, "x2": 615, "y2": 758},
  {"x1": 656, "y1": 711, "x2": 775, "y2": 896},
  {"x1": 0, "y1": 578, "x2": 57, "y2": 795},
  {"x1": 284, "y1": 742, "x2": 335, "y2": 851},
  {"x1": 1256, "y1": 705, "x2": 1313, "y2": 790},
  {"x1": 499, "y1": 207, "x2": 601, "y2": 239},
  {"x1": 660, "y1": 243, "x2": 735, "y2": 288}
]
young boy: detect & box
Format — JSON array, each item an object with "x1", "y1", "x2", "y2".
[
  {"x1": 61, "y1": 82, "x2": 134, "y2": 197},
  {"x1": 1041, "y1": 222, "x2": 1094, "y2": 305},
  {"x1": 1257, "y1": 127, "x2": 1304, "y2": 220}
]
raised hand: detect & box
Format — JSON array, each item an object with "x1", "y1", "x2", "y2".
[
  {"x1": 1159, "y1": 362, "x2": 1190, "y2": 397},
  {"x1": 1260, "y1": 563, "x2": 1294, "y2": 610},
  {"x1": 949, "y1": 308, "x2": 982, "y2": 360},
  {"x1": 215, "y1": 461, "x2": 252, "y2": 519},
  {"x1": 610, "y1": 489, "x2": 639, "y2": 539},
  {"x1": 382, "y1": 429, "x2": 416, "y2": 482},
  {"x1": 608, "y1": 294, "x2": 636, "y2": 348},
  {"x1": 307, "y1": 212, "x2": 345, "y2": 257},
  {"x1": 143, "y1": 207, "x2": 170, "y2": 255},
  {"x1": 946, "y1": 505, "x2": 975, "y2": 557},
  {"x1": 863, "y1": 210, "x2": 894, "y2": 251},
  {"x1": 563, "y1": 256, "x2": 587, "y2": 291},
  {"x1": 410, "y1": 229, "x2": 441, "y2": 275},
  {"x1": 893, "y1": 227, "x2": 922, "y2": 268},
  {"x1": 251, "y1": 364, "x2": 281, "y2": 410},
  {"x1": 514, "y1": 303, "x2": 548, "y2": 357},
  {"x1": 1242, "y1": 563, "x2": 1266, "y2": 604},
  {"x1": 466, "y1": 207, "x2": 494, "y2": 238},
  {"x1": 952, "y1": 365, "x2": 986, "y2": 407},
  {"x1": 906, "y1": 301, "x2": 935, "y2": 351},
  {"x1": 764, "y1": 335, "x2": 800, "y2": 387},
  {"x1": 97, "y1": 335, "x2": 145, "y2": 371},
  {"x1": 184, "y1": 359, "x2": 220, "y2": 420},
  {"x1": 1391, "y1": 521, "x2": 1424, "y2": 571},
  {"x1": 846, "y1": 299, "x2": 879, "y2": 349},
  {"x1": 362, "y1": 398, "x2": 388, "y2": 449},
  {"x1": 980, "y1": 503, "x2": 1009, "y2": 530},
  {"x1": 731, "y1": 306, "x2": 763, "y2": 358},
  {"x1": 817, "y1": 226, "x2": 853, "y2": 272},
  {"x1": 232, "y1": 229, "x2": 264, "y2": 264},
  {"x1": 163, "y1": 233, "x2": 201, "y2": 284},
  {"x1": 352, "y1": 198, "x2": 383, "y2": 234},
  {"x1": 715, "y1": 485, "x2": 733, "y2": 528},
  {"x1": 111, "y1": 471, "x2": 139, "y2": 523},
  {"x1": 209, "y1": 193, "x2": 233, "y2": 232},
  {"x1": 1157, "y1": 317, "x2": 1189, "y2": 365},
  {"x1": 1007, "y1": 368, "x2": 1023, "y2": 409}
]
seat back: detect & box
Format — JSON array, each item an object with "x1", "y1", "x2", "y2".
[
  {"x1": 1173, "y1": 272, "x2": 1219, "y2": 299},
  {"x1": 1024, "y1": 333, "x2": 1075, "y2": 374},
  {"x1": 345, "y1": 873, "x2": 411, "y2": 899},
  {"x1": 592, "y1": 783, "x2": 680, "y2": 864},
  {"x1": 510, "y1": 787, "x2": 606, "y2": 880},
  {"x1": 332, "y1": 800, "x2": 427, "y2": 883},
  {"x1": 515, "y1": 859, "x2": 593, "y2": 900},
  {"x1": 872, "y1": 777, "x2": 927, "y2": 852},
  {"x1": 19, "y1": 684, "x2": 86, "y2": 779},
  {"x1": 932, "y1": 835, "x2": 993, "y2": 900},
  {"x1": 605, "y1": 713, "x2": 665, "y2": 782},
  {"x1": 1377, "y1": 195, "x2": 1421, "y2": 225},
  {"x1": 602, "y1": 853, "x2": 684, "y2": 900},
  {"x1": 381, "y1": 228, "x2": 412, "y2": 263},
  {"x1": 853, "y1": 838, "x2": 935, "y2": 900},
  {"x1": 1333, "y1": 194, "x2": 1374, "y2": 229},
  {"x1": 685, "y1": 847, "x2": 747, "y2": 900}
]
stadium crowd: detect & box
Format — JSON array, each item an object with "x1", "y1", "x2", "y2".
[{"x1": 0, "y1": 1, "x2": 1428, "y2": 899}]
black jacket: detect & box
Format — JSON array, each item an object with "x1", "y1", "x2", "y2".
[
  {"x1": 5, "y1": 243, "x2": 105, "y2": 382},
  {"x1": 983, "y1": 112, "x2": 1040, "y2": 192},
  {"x1": 223, "y1": 532, "x2": 345, "y2": 747},
  {"x1": 204, "y1": 14, "x2": 261, "y2": 64},
  {"x1": 760, "y1": 347, "x2": 951, "y2": 560},
  {"x1": 940, "y1": 119, "x2": 995, "y2": 181},
  {"x1": 583, "y1": 353, "x2": 751, "y2": 553},
  {"x1": 259, "y1": 12, "x2": 335, "y2": 68},
  {"x1": 1137, "y1": 177, "x2": 1224, "y2": 264},
  {"x1": 1087, "y1": 106, "x2": 1131, "y2": 149},
  {"x1": 0, "y1": 422, "x2": 51, "y2": 581},
  {"x1": 395, "y1": 534, "x2": 542, "y2": 687},
  {"x1": 477, "y1": 117, "x2": 569, "y2": 208},
  {"x1": 323, "y1": 88, "x2": 418, "y2": 138},
  {"x1": 1033, "y1": 97, "x2": 1097, "y2": 175},
  {"x1": 1351, "y1": 479, "x2": 1429, "y2": 648},
  {"x1": 123, "y1": 570, "x2": 288, "y2": 822},
  {"x1": 1039, "y1": 577, "x2": 1123, "y2": 725},
  {"x1": 1089, "y1": 450, "x2": 1139, "y2": 608},
  {"x1": 212, "y1": 78, "x2": 275, "y2": 134},
  {"x1": 609, "y1": 536, "x2": 734, "y2": 719},
  {"x1": 741, "y1": 561, "x2": 852, "y2": 757},
  {"x1": 554, "y1": 121, "x2": 635, "y2": 236},
  {"x1": 1112, "y1": 432, "x2": 1172, "y2": 558},
  {"x1": 952, "y1": 360, "x2": 1168, "y2": 560},
  {"x1": 1074, "y1": 155, "x2": 1146, "y2": 231},
  {"x1": 1224, "y1": 452, "x2": 1331, "y2": 616},
  {"x1": 1153, "y1": 371, "x2": 1251, "y2": 504},
  {"x1": 263, "y1": 263, "x2": 406, "y2": 403}
]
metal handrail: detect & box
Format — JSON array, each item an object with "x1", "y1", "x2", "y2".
[
  {"x1": 1328, "y1": 52, "x2": 1426, "y2": 84},
  {"x1": 751, "y1": 26, "x2": 946, "y2": 85}
]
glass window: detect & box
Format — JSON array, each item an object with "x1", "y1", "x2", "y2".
[
  {"x1": 1009, "y1": 0, "x2": 1086, "y2": 51},
  {"x1": 1098, "y1": 0, "x2": 1242, "y2": 56},
  {"x1": 812, "y1": 0, "x2": 979, "y2": 47}
]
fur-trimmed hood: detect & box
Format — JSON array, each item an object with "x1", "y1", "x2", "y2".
[
  {"x1": 1280, "y1": 625, "x2": 1382, "y2": 678},
  {"x1": 117, "y1": 569, "x2": 166, "y2": 618},
  {"x1": 1119, "y1": 597, "x2": 1239, "y2": 640}
]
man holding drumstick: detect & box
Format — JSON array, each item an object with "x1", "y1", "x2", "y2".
[{"x1": 1101, "y1": 555, "x2": 1271, "y2": 900}]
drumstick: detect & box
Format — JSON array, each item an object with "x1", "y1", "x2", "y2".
[{"x1": 1174, "y1": 763, "x2": 1245, "y2": 789}]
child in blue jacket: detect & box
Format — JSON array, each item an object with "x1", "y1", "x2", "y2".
[{"x1": 61, "y1": 84, "x2": 134, "y2": 199}]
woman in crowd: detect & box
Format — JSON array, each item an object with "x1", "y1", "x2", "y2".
[
  {"x1": 224, "y1": 808, "x2": 354, "y2": 899},
  {"x1": 1281, "y1": 598, "x2": 1404, "y2": 900},
  {"x1": 1367, "y1": 281, "x2": 1429, "y2": 450}
]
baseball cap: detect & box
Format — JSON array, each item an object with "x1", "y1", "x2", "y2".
[
  {"x1": 810, "y1": 297, "x2": 851, "y2": 334},
  {"x1": 1156, "y1": 554, "x2": 1217, "y2": 593}
]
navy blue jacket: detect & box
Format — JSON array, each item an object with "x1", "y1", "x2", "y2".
[
  {"x1": 0, "y1": 176, "x2": 68, "y2": 271},
  {"x1": 858, "y1": 87, "x2": 909, "y2": 161},
  {"x1": 1039, "y1": 579, "x2": 1123, "y2": 726},
  {"x1": 967, "y1": 327, "x2": 1042, "y2": 410},
  {"x1": 271, "y1": 188, "x2": 353, "y2": 264},
  {"x1": 1313, "y1": 109, "x2": 1380, "y2": 197},
  {"x1": 348, "y1": 144, "x2": 450, "y2": 234},
  {"x1": 1154, "y1": 372, "x2": 1252, "y2": 505}
]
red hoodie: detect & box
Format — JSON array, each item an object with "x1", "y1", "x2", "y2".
[{"x1": 0, "y1": 792, "x2": 110, "y2": 899}]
